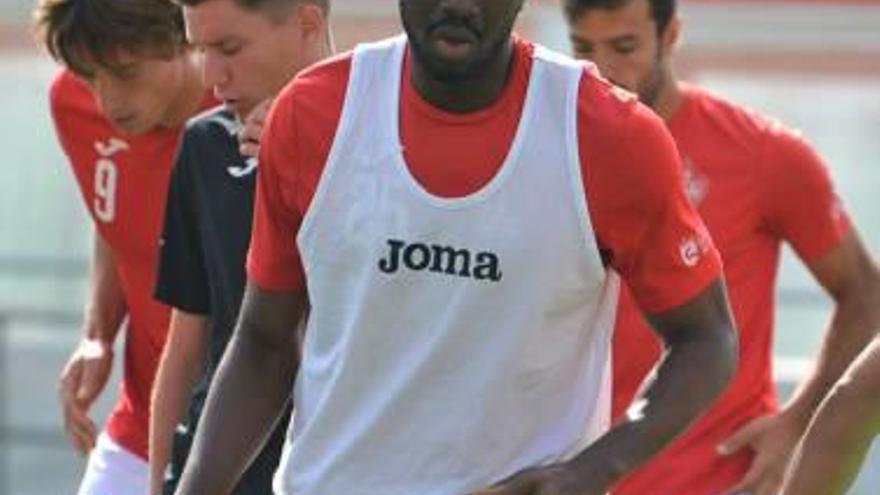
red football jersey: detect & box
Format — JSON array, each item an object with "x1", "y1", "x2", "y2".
[
  {"x1": 49, "y1": 69, "x2": 214, "y2": 459},
  {"x1": 611, "y1": 84, "x2": 852, "y2": 495}
]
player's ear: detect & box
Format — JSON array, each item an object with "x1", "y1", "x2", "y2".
[
  {"x1": 294, "y1": 3, "x2": 326, "y2": 44},
  {"x1": 660, "y1": 14, "x2": 682, "y2": 57}
]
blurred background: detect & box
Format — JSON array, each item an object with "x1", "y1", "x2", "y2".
[{"x1": 1, "y1": 0, "x2": 879, "y2": 493}]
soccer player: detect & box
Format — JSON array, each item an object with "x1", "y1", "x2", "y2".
[
  {"x1": 782, "y1": 334, "x2": 880, "y2": 495},
  {"x1": 173, "y1": 1, "x2": 739, "y2": 494},
  {"x1": 563, "y1": 1, "x2": 880, "y2": 494},
  {"x1": 148, "y1": 1, "x2": 333, "y2": 494},
  {"x1": 33, "y1": 0, "x2": 211, "y2": 493}
]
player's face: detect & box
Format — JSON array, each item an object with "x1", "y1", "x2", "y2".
[
  {"x1": 82, "y1": 52, "x2": 197, "y2": 134},
  {"x1": 400, "y1": 0, "x2": 524, "y2": 82},
  {"x1": 568, "y1": 0, "x2": 677, "y2": 107},
  {"x1": 185, "y1": 0, "x2": 320, "y2": 118}
]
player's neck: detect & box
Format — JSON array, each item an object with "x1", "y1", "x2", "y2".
[
  {"x1": 410, "y1": 39, "x2": 515, "y2": 114},
  {"x1": 298, "y1": 29, "x2": 335, "y2": 70},
  {"x1": 158, "y1": 57, "x2": 206, "y2": 130},
  {"x1": 320, "y1": 28, "x2": 336, "y2": 59},
  {"x1": 653, "y1": 73, "x2": 684, "y2": 122}
]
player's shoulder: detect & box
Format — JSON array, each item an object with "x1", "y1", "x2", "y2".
[
  {"x1": 577, "y1": 71, "x2": 681, "y2": 203},
  {"x1": 274, "y1": 51, "x2": 353, "y2": 114},
  {"x1": 577, "y1": 69, "x2": 643, "y2": 133},
  {"x1": 577, "y1": 69, "x2": 669, "y2": 169},
  {"x1": 265, "y1": 51, "x2": 353, "y2": 152},
  {"x1": 184, "y1": 104, "x2": 238, "y2": 143},
  {"x1": 49, "y1": 69, "x2": 87, "y2": 103},
  {"x1": 48, "y1": 69, "x2": 117, "y2": 159},
  {"x1": 179, "y1": 105, "x2": 245, "y2": 173},
  {"x1": 49, "y1": 69, "x2": 99, "y2": 120},
  {"x1": 296, "y1": 50, "x2": 354, "y2": 87},
  {"x1": 680, "y1": 83, "x2": 799, "y2": 143}
]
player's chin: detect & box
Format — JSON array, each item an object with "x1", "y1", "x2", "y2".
[
  {"x1": 111, "y1": 115, "x2": 151, "y2": 135},
  {"x1": 225, "y1": 99, "x2": 256, "y2": 120},
  {"x1": 422, "y1": 53, "x2": 485, "y2": 83}
]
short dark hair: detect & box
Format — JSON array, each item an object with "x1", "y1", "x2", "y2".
[
  {"x1": 563, "y1": 0, "x2": 676, "y2": 34},
  {"x1": 33, "y1": 0, "x2": 188, "y2": 78},
  {"x1": 174, "y1": 0, "x2": 329, "y2": 16}
]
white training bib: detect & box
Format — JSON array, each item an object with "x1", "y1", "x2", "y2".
[{"x1": 276, "y1": 36, "x2": 619, "y2": 495}]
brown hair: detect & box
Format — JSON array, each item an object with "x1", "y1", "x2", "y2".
[
  {"x1": 564, "y1": 0, "x2": 676, "y2": 34},
  {"x1": 33, "y1": 0, "x2": 188, "y2": 77},
  {"x1": 174, "y1": 0, "x2": 330, "y2": 17}
]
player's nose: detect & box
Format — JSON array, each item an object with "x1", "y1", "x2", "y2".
[{"x1": 201, "y1": 50, "x2": 230, "y2": 89}]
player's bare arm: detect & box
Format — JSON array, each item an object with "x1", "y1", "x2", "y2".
[
  {"x1": 148, "y1": 310, "x2": 208, "y2": 495},
  {"x1": 59, "y1": 233, "x2": 127, "y2": 455},
  {"x1": 781, "y1": 334, "x2": 880, "y2": 495},
  {"x1": 718, "y1": 231, "x2": 880, "y2": 495},
  {"x1": 173, "y1": 283, "x2": 307, "y2": 495},
  {"x1": 470, "y1": 279, "x2": 737, "y2": 495}
]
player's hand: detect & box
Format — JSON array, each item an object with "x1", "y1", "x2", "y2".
[
  {"x1": 58, "y1": 338, "x2": 113, "y2": 456},
  {"x1": 238, "y1": 98, "x2": 272, "y2": 158},
  {"x1": 467, "y1": 463, "x2": 606, "y2": 495},
  {"x1": 717, "y1": 413, "x2": 804, "y2": 495}
]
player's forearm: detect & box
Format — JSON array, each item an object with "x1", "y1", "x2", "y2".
[
  {"x1": 568, "y1": 319, "x2": 737, "y2": 488},
  {"x1": 149, "y1": 357, "x2": 201, "y2": 495},
  {"x1": 782, "y1": 397, "x2": 877, "y2": 495},
  {"x1": 149, "y1": 311, "x2": 208, "y2": 495},
  {"x1": 783, "y1": 273, "x2": 880, "y2": 429},
  {"x1": 783, "y1": 338, "x2": 880, "y2": 495},
  {"x1": 174, "y1": 285, "x2": 304, "y2": 495},
  {"x1": 82, "y1": 234, "x2": 127, "y2": 343},
  {"x1": 174, "y1": 327, "x2": 297, "y2": 494}
]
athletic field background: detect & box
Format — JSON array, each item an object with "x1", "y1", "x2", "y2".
[{"x1": 1, "y1": 1, "x2": 879, "y2": 493}]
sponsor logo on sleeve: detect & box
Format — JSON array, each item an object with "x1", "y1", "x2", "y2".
[{"x1": 679, "y1": 233, "x2": 711, "y2": 268}]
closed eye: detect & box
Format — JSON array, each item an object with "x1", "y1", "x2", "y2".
[{"x1": 219, "y1": 42, "x2": 244, "y2": 57}]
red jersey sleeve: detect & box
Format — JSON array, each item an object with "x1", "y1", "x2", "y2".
[
  {"x1": 246, "y1": 55, "x2": 351, "y2": 291},
  {"x1": 759, "y1": 124, "x2": 851, "y2": 262},
  {"x1": 579, "y1": 75, "x2": 722, "y2": 314},
  {"x1": 247, "y1": 87, "x2": 308, "y2": 290}
]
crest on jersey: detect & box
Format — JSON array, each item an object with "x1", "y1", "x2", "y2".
[{"x1": 683, "y1": 156, "x2": 709, "y2": 206}]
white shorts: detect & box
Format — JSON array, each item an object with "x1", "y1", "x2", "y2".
[{"x1": 76, "y1": 433, "x2": 148, "y2": 495}]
